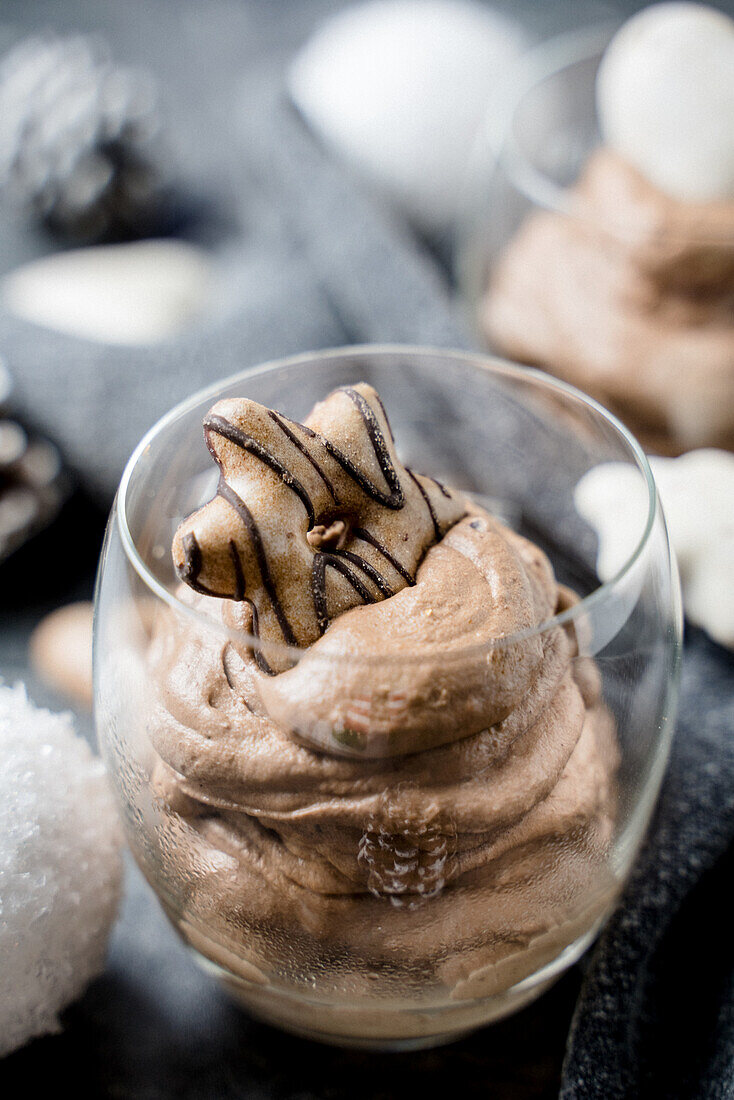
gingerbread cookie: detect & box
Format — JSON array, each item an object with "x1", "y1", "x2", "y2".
[{"x1": 172, "y1": 383, "x2": 464, "y2": 671}]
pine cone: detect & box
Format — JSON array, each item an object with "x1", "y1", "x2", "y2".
[
  {"x1": 357, "y1": 791, "x2": 455, "y2": 909},
  {"x1": 0, "y1": 364, "x2": 67, "y2": 563},
  {"x1": 0, "y1": 33, "x2": 165, "y2": 241}
]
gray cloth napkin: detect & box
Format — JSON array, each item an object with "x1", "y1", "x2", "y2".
[
  {"x1": 561, "y1": 630, "x2": 734, "y2": 1099},
  {"x1": 0, "y1": 91, "x2": 469, "y2": 500},
  {"x1": 1, "y1": 3, "x2": 732, "y2": 1098}
]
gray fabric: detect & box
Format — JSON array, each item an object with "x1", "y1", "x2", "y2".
[
  {"x1": 0, "y1": 3, "x2": 733, "y2": 1098},
  {"x1": 0, "y1": 79, "x2": 469, "y2": 501},
  {"x1": 561, "y1": 631, "x2": 734, "y2": 1100}
]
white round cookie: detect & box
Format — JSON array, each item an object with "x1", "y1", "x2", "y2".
[
  {"x1": 1, "y1": 240, "x2": 213, "y2": 345},
  {"x1": 597, "y1": 2, "x2": 734, "y2": 202},
  {"x1": 575, "y1": 449, "x2": 734, "y2": 649},
  {"x1": 289, "y1": 0, "x2": 527, "y2": 230}
]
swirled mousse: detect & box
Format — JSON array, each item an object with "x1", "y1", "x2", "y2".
[
  {"x1": 148, "y1": 383, "x2": 618, "y2": 1009},
  {"x1": 481, "y1": 149, "x2": 734, "y2": 454}
]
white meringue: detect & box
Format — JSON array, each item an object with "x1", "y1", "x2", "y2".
[
  {"x1": 597, "y1": 2, "x2": 734, "y2": 202},
  {"x1": 289, "y1": 0, "x2": 527, "y2": 230},
  {"x1": 1, "y1": 239, "x2": 213, "y2": 345},
  {"x1": 575, "y1": 449, "x2": 734, "y2": 648}
]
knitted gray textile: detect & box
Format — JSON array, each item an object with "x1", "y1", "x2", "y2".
[
  {"x1": 561, "y1": 630, "x2": 734, "y2": 1100},
  {"x1": 0, "y1": 3, "x2": 732, "y2": 1098},
  {"x1": 0, "y1": 80, "x2": 469, "y2": 501}
]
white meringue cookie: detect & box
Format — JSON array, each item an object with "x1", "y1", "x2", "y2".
[
  {"x1": 597, "y1": 2, "x2": 734, "y2": 202},
  {"x1": 575, "y1": 449, "x2": 734, "y2": 648},
  {"x1": 686, "y1": 540, "x2": 734, "y2": 648},
  {"x1": 289, "y1": 0, "x2": 527, "y2": 230},
  {"x1": 573, "y1": 462, "x2": 648, "y2": 582},
  {"x1": 1, "y1": 239, "x2": 213, "y2": 345}
]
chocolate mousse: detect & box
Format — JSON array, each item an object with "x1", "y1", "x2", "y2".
[
  {"x1": 148, "y1": 383, "x2": 619, "y2": 1026},
  {"x1": 481, "y1": 149, "x2": 734, "y2": 454}
]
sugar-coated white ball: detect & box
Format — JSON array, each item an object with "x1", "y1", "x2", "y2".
[
  {"x1": 597, "y1": 2, "x2": 734, "y2": 201},
  {"x1": 289, "y1": 0, "x2": 527, "y2": 230},
  {"x1": 0, "y1": 684, "x2": 122, "y2": 1056}
]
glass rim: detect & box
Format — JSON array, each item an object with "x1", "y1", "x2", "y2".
[
  {"x1": 492, "y1": 21, "x2": 732, "y2": 246},
  {"x1": 116, "y1": 343, "x2": 659, "y2": 665}
]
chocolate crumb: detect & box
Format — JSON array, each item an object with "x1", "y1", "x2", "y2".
[{"x1": 307, "y1": 519, "x2": 348, "y2": 551}]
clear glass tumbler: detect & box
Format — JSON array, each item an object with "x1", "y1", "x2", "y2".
[
  {"x1": 458, "y1": 24, "x2": 734, "y2": 455},
  {"x1": 95, "y1": 346, "x2": 681, "y2": 1049}
]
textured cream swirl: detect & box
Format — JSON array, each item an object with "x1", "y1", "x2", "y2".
[
  {"x1": 482, "y1": 149, "x2": 734, "y2": 454},
  {"x1": 147, "y1": 506, "x2": 618, "y2": 995}
]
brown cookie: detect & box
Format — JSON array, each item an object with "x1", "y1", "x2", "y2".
[
  {"x1": 173, "y1": 383, "x2": 464, "y2": 672},
  {"x1": 30, "y1": 601, "x2": 93, "y2": 709}
]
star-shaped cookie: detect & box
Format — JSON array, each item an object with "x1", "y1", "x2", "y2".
[{"x1": 172, "y1": 383, "x2": 464, "y2": 672}]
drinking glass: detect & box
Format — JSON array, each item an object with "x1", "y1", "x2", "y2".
[
  {"x1": 95, "y1": 345, "x2": 681, "y2": 1048},
  {"x1": 458, "y1": 24, "x2": 734, "y2": 454}
]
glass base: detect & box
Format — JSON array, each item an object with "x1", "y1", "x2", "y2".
[{"x1": 186, "y1": 920, "x2": 606, "y2": 1050}]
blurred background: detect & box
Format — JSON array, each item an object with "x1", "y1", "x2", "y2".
[{"x1": 1, "y1": 2, "x2": 732, "y2": 1098}]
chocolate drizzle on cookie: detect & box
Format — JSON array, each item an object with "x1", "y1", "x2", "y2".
[
  {"x1": 351, "y1": 526, "x2": 415, "y2": 585},
  {"x1": 320, "y1": 388, "x2": 405, "y2": 510},
  {"x1": 173, "y1": 383, "x2": 465, "y2": 672},
  {"x1": 407, "y1": 469, "x2": 441, "y2": 542},
  {"x1": 268, "y1": 411, "x2": 339, "y2": 503},
  {"x1": 179, "y1": 532, "x2": 224, "y2": 599},
  {"x1": 204, "y1": 413, "x2": 317, "y2": 529}
]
